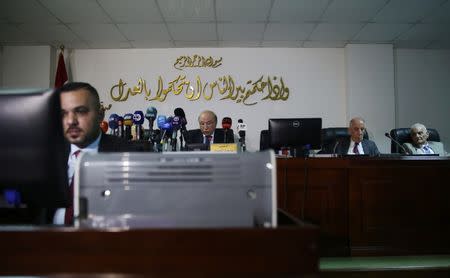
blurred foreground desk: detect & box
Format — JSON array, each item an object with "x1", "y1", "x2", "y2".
[
  {"x1": 277, "y1": 156, "x2": 450, "y2": 256},
  {"x1": 0, "y1": 212, "x2": 319, "y2": 277}
]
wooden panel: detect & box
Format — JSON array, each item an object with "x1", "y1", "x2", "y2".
[
  {"x1": 348, "y1": 159, "x2": 450, "y2": 255},
  {"x1": 277, "y1": 157, "x2": 450, "y2": 256},
  {"x1": 279, "y1": 158, "x2": 349, "y2": 256},
  {"x1": 0, "y1": 227, "x2": 319, "y2": 276}
]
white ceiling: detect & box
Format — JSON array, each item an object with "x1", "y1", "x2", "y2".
[{"x1": 1, "y1": 0, "x2": 450, "y2": 49}]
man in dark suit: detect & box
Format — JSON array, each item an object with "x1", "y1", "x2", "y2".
[
  {"x1": 187, "y1": 110, "x2": 234, "y2": 145},
  {"x1": 334, "y1": 117, "x2": 380, "y2": 156},
  {"x1": 53, "y1": 82, "x2": 139, "y2": 225}
]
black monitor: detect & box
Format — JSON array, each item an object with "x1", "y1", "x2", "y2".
[
  {"x1": 268, "y1": 118, "x2": 322, "y2": 150},
  {"x1": 0, "y1": 88, "x2": 69, "y2": 210}
]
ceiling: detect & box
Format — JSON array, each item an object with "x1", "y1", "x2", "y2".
[{"x1": 1, "y1": 0, "x2": 450, "y2": 49}]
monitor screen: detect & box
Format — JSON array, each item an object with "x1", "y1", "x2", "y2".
[
  {"x1": 0, "y1": 88, "x2": 69, "y2": 208},
  {"x1": 268, "y1": 118, "x2": 322, "y2": 149}
]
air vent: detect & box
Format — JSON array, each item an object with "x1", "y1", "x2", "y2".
[{"x1": 102, "y1": 157, "x2": 242, "y2": 185}]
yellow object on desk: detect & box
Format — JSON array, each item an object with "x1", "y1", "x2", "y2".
[{"x1": 210, "y1": 143, "x2": 238, "y2": 152}]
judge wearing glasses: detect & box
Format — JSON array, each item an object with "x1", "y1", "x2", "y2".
[
  {"x1": 187, "y1": 110, "x2": 234, "y2": 145},
  {"x1": 402, "y1": 123, "x2": 446, "y2": 155}
]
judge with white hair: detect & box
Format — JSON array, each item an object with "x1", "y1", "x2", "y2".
[{"x1": 402, "y1": 123, "x2": 446, "y2": 155}]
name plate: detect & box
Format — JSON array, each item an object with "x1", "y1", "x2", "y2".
[{"x1": 210, "y1": 143, "x2": 238, "y2": 152}]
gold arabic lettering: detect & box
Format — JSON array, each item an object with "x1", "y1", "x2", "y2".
[
  {"x1": 173, "y1": 55, "x2": 223, "y2": 70},
  {"x1": 111, "y1": 75, "x2": 289, "y2": 105}
]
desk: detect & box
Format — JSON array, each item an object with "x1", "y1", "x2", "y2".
[
  {"x1": 0, "y1": 214, "x2": 319, "y2": 277},
  {"x1": 277, "y1": 156, "x2": 450, "y2": 256}
]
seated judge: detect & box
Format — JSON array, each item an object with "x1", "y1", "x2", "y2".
[
  {"x1": 187, "y1": 110, "x2": 234, "y2": 145},
  {"x1": 402, "y1": 123, "x2": 446, "y2": 155},
  {"x1": 53, "y1": 82, "x2": 140, "y2": 225},
  {"x1": 334, "y1": 117, "x2": 380, "y2": 156}
]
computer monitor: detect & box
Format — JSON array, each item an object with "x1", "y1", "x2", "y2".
[
  {"x1": 268, "y1": 118, "x2": 322, "y2": 150},
  {"x1": 0, "y1": 88, "x2": 69, "y2": 208}
]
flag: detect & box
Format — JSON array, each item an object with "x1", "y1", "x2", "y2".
[{"x1": 54, "y1": 50, "x2": 68, "y2": 88}]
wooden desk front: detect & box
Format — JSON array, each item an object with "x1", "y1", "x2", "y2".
[
  {"x1": 0, "y1": 225, "x2": 318, "y2": 277},
  {"x1": 276, "y1": 156, "x2": 450, "y2": 256}
]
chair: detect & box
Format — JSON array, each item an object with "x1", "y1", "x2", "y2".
[
  {"x1": 320, "y1": 127, "x2": 368, "y2": 153},
  {"x1": 389, "y1": 128, "x2": 440, "y2": 153},
  {"x1": 260, "y1": 129, "x2": 270, "y2": 151}
]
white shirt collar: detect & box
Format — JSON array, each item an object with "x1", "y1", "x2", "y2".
[
  {"x1": 348, "y1": 139, "x2": 364, "y2": 155},
  {"x1": 70, "y1": 133, "x2": 102, "y2": 156}
]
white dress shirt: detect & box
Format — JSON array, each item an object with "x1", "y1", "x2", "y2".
[
  {"x1": 53, "y1": 134, "x2": 102, "y2": 225},
  {"x1": 203, "y1": 131, "x2": 215, "y2": 144},
  {"x1": 347, "y1": 140, "x2": 364, "y2": 155}
]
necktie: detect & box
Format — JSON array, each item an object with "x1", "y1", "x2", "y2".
[
  {"x1": 423, "y1": 145, "x2": 431, "y2": 154},
  {"x1": 205, "y1": 135, "x2": 212, "y2": 146},
  {"x1": 65, "y1": 150, "x2": 81, "y2": 225},
  {"x1": 353, "y1": 142, "x2": 360, "y2": 155}
]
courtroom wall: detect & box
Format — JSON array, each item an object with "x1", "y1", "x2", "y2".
[
  {"x1": 0, "y1": 45, "x2": 53, "y2": 88},
  {"x1": 345, "y1": 44, "x2": 395, "y2": 153},
  {"x1": 395, "y1": 49, "x2": 450, "y2": 152},
  {"x1": 70, "y1": 48, "x2": 347, "y2": 152},
  {"x1": 1, "y1": 45, "x2": 449, "y2": 153}
]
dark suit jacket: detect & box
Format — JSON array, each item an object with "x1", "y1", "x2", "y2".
[
  {"x1": 64, "y1": 133, "x2": 144, "y2": 158},
  {"x1": 334, "y1": 138, "x2": 380, "y2": 156},
  {"x1": 187, "y1": 128, "x2": 235, "y2": 144}
]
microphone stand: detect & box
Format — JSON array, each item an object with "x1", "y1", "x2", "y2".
[
  {"x1": 171, "y1": 130, "x2": 178, "y2": 152},
  {"x1": 240, "y1": 136, "x2": 246, "y2": 152},
  {"x1": 332, "y1": 140, "x2": 340, "y2": 156},
  {"x1": 179, "y1": 126, "x2": 186, "y2": 151},
  {"x1": 385, "y1": 133, "x2": 411, "y2": 154},
  {"x1": 223, "y1": 129, "x2": 228, "y2": 144}
]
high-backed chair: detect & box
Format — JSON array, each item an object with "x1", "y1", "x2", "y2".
[
  {"x1": 320, "y1": 127, "x2": 368, "y2": 153},
  {"x1": 389, "y1": 128, "x2": 440, "y2": 153}
]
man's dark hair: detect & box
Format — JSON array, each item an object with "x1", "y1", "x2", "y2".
[{"x1": 56, "y1": 82, "x2": 101, "y2": 110}]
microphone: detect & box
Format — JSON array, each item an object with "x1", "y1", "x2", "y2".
[
  {"x1": 174, "y1": 107, "x2": 188, "y2": 149},
  {"x1": 222, "y1": 117, "x2": 232, "y2": 143},
  {"x1": 171, "y1": 116, "x2": 181, "y2": 151},
  {"x1": 160, "y1": 118, "x2": 173, "y2": 150},
  {"x1": 237, "y1": 119, "x2": 247, "y2": 152},
  {"x1": 174, "y1": 108, "x2": 188, "y2": 132},
  {"x1": 237, "y1": 119, "x2": 247, "y2": 138},
  {"x1": 157, "y1": 115, "x2": 168, "y2": 145},
  {"x1": 145, "y1": 107, "x2": 157, "y2": 143},
  {"x1": 385, "y1": 132, "x2": 410, "y2": 154},
  {"x1": 123, "y1": 113, "x2": 134, "y2": 140},
  {"x1": 117, "y1": 116, "x2": 124, "y2": 138},
  {"x1": 222, "y1": 117, "x2": 232, "y2": 129},
  {"x1": 100, "y1": 120, "x2": 109, "y2": 133},
  {"x1": 133, "y1": 110, "x2": 145, "y2": 140},
  {"x1": 332, "y1": 140, "x2": 340, "y2": 156},
  {"x1": 108, "y1": 114, "x2": 119, "y2": 136},
  {"x1": 145, "y1": 107, "x2": 157, "y2": 131}
]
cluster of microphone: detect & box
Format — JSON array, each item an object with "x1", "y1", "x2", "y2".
[
  {"x1": 103, "y1": 107, "x2": 248, "y2": 152},
  {"x1": 104, "y1": 107, "x2": 188, "y2": 152},
  {"x1": 107, "y1": 111, "x2": 145, "y2": 141},
  {"x1": 154, "y1": 107, "x2": 189, "y2": 151},
  {"x1": 221, "y1": 117, "x2": 247, "y2": 151}
]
